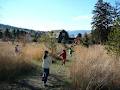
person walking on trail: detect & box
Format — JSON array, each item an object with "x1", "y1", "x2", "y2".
[
  {"x1": 59, "y1": 50, "x2": 66, "y2": 65},
  {"x1": 42, "y1": 51, "x2": 52, "y2": 86},
  {"x1": 68, "y1": 47, "x2": 74, "y2": 57},
  {"x1": 15, "y1": 44, "x2": 20, "y2": 54}
]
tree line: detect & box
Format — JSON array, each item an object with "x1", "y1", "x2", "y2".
[
  {"x1": 0, "y1": 28, "x2": 41, "y2": 42},
  {"x1": 91, "y1": 0, "x2": 120, "y2": 56}
]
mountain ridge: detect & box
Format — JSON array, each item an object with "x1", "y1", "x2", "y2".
[{"x1": 0, "y1": 23, "x2": 91, "y2": 37}]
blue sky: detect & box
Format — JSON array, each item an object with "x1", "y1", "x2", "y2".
[{"x1": 0, "y1": 0, "x2": 116, "y2": 31}]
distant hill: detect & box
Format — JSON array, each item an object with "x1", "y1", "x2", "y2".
[
  {"x1": 0, "y1": 23, "x2": 39, "y2": 32},
  {"x1": 0, "y1": 23, "x2": 45, "y2": 36},
  {"x1": 67, "y1": 30, "x2": 91, "y2": 37},
  {"x1": 0, "y1": 23, "x2": 91, "y2": 38}
]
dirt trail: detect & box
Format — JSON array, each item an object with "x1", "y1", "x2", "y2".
[{"x1": 0, "y1": 61, "x2": 71, "y2": 90}]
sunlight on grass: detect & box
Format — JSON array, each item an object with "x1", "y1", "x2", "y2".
[
  {"x1": 70, "y1": 45, "x2": 120, "y2": 90},
  {"x1": 0, "y1": 42, "x2": 45, "y2": 81}
]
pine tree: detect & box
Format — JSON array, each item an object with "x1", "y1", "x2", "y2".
[
  {"x1": 0, "y1": 31, "x2": 3, "y2": 39},
  {"x1": 77, "y1": 33, "x2": 82, "y2": 38},
  {"x1": 58, "y1": 30, "x2": 69, "y2": 44},
  {"x1": 16, "y1": 29, "x2": 20, "y2": 39},
  {"x1": 83, "y1": 33, "x2": 89, "y2": 48},
  {"x1": 12, "y1": 29, "x2": 16, "y2": 39},
  {"x1": 112, "y1": 1, "x2": 120, "y2": 21},
  {"x1": 106, "y1": 17, "x2": 120, "y2": 57},
  {"x1": 91, "y1": 0, "x2": 113, "y2": 44},
  {"x1": 4, "y1": 28, "x2": 11, "y2": 39}
]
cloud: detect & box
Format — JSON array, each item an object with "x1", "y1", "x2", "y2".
[{"x1": 72, "y1": 15, "x2": 92, "y2": 21}]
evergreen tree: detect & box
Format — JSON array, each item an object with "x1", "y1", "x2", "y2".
[
  {"x1": 12, "y1": 29, "x2": 16, "y2": 39},
  {"x1": 83, "y1": 33, "x2": 89, "y2": 48},
  {"x1": 16, "y1": 29, "x2": 20, "y2": 39},
  {"x1": 112, "y1": 1, "x2": 120, "y2": 21},
  {"x1": 91, "y1": 0, "x2": 113, "y2": 44},
  {"x1": 33, "y1": 32, "x2": 39, "y2": 42},
  {"x1": 106, "y1": 17, "x2": 120, "y2": 57},
  {"x1": 4, "y1": 28, "x2": 11, "y2": 39},
  {"x1": 0, "y1": 31, "x2": 3, "y2": 39},
  {"x1": 77, "y1": 33, "x2": 82, "y2": 38},
  {"x1": 58, "y1": 30, "x2": 69, "y2": 44}
]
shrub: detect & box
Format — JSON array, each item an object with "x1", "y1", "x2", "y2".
[{"x1": 106, "y1": 17, "x2": 120, "y2": 58}]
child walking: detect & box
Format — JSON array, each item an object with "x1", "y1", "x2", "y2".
[
  {"x1": 15, "y1": 44, "x2": 20, "y2": 54},
  {"x1": 42, "y1": 51, "x2": 52, "y2": 86},
  {"x1": 60, "y1": 50, "x2": 66, "y2": 65},
  {"x1": 68, "y1": 47, "x2": 74, "y2": 57}
]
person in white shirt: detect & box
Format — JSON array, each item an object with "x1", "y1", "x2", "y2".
[{"x1": 42, "y1": 51, "x2": 52, "y2": 86}]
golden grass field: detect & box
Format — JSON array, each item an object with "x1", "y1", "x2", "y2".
[
  {"x1": 0, "y1": 41, "x2": 64, "y2": 80},
  {"x1": 0, "y1": 42, "x2": 119, "y2": 90},
  {"x1": 0, "y1": 42, "x2": 45, "y2": 81},
  {"x1": 70, "y1": 45, "x2": 120, "y2": 90}
]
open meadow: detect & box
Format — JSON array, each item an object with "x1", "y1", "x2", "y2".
[
  {"x1": 0, "y1": 42, "x2": 119, "y2": 90},
  {"x1": 0, "y1": 42, "x2": 45, "y2": 81},
  {"x1": 0, "y1": 0, "x2": 120, "y2": 89}
]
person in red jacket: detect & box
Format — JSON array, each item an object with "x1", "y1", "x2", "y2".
[{"x1": 60, "y1": 50, "x2": 66, "y2": 65}]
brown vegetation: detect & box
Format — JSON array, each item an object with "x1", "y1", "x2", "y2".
[
  {"x1": 70, "y1": 45, "x2": 120, "y2": 90},
  {"x1": 0, "y1": 42, "x2": 45, "y2": 81}
]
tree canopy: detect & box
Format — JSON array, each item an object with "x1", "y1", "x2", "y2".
[{"x1": 91, "y1": 0, "x2": 113, "y2": 44}]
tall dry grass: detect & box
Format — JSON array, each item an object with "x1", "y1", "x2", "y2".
[
  {"x1": 22, "y1": 43, "x2": 46, "y2": 61},
  {"x1": 70, "y1": 45, "x2": 120, "y2": 90},
  {"x1": 0, "y1": 42, "x2": 45, "y2": 81}
]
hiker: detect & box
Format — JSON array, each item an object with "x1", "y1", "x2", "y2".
[
  {"x1": 68, "y1": 47, "x2": 73, "y2": 57},
  {"x1": 59, "y1": 49, "x2": 66, "y2": 65},
  {"x1": 15, "y1": 44, "x2": 20, "y2": 54},
  {"x1": 42, "y1": 51, "x2": 52, "y2": 86}
]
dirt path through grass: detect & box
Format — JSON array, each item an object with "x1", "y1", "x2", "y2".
[{"x1": 0, "y1": 60, "x2": 72, "y2": 90}]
